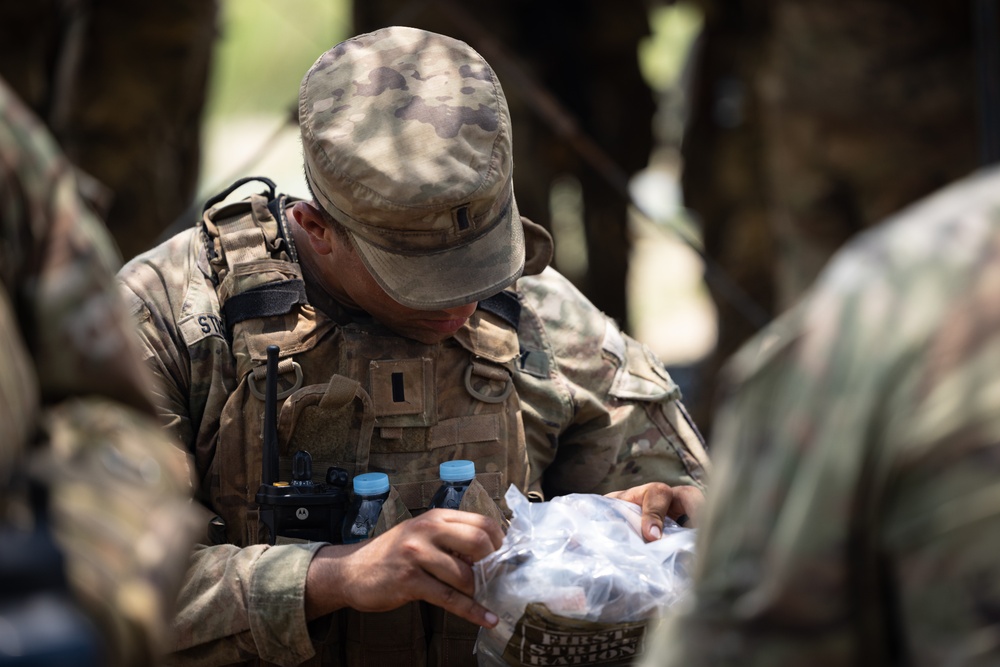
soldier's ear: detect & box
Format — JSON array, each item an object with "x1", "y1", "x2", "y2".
[
  {"x1": 521, "y1": 217, "x2": 553, "y2": 276},
  {"x1": 290, "y1": 201, "x2": 335, "y2": 255}
]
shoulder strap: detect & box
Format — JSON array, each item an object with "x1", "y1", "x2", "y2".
[
  {"x1": 201, "y1": 177, "x2": 306, "y2": 327},
  {"x1": 478, "y1": 290, "x2": 521, "y2": 330},
  {"x1": 201, "y1": 177, "x2": 323, "y2": 384}
]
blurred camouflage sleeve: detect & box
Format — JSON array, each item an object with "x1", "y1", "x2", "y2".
[
  {"x1": 0, "y1": 76, "x2": 201, "y2": 666},
  {"x1": 646, "y1": 169, "x2": 1000, "y2": 666},
  {"x1": 39, "y1": 398, "x2": 200, "y2": 667},
  {"x1": 513, "y1": 267, "x2": 709, "y2": 498},
  {"x1": 0, "y1": 77, "x2": 159, "y2": 415}
]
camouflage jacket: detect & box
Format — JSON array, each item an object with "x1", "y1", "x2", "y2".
[
  {"x1": 0, "y1": 77, "x2": 198, "y2": 666},
  {"x1": 117, "y1": 210, "x2": 709, "y2": 666},
  {"x1": 645, "y1": 166, "x2": 1000, "y2": 666}
]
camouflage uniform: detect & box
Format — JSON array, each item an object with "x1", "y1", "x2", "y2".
[
  {"x1": 117, "y1": 27, "x2": 708, "y2": 667},
  {"x1": 642, "y1": 165, "x2": 1000, "y2": 665},
  {"x1": 119, "y1": 231, "x2": 708, "y2": 666},
  {"x1": 0, "y1": 76, "x2": 199, "y2": 666}
]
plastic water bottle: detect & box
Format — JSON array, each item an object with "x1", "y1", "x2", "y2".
[
  {"x1": 341, "y1": 472, "x2": 390, "y2": 544},
  {"x1": 427, "y1": 460, "x2": 475, "y2": 510}
]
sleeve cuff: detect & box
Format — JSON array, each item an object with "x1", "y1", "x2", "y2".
[{"x1": 247, "y1": 541, "x2": 328, "y2": 665}]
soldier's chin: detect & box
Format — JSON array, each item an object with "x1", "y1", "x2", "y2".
[
  {"x1": 421, "y1": 317, "x2": 467, "y2": 336},
  {"x1": 392, "y1": 323, "x2": 460, "y2": 345}
]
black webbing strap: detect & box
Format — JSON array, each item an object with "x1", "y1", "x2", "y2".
[
  {"x1": 202, "y1": 176, "x2": 277, "y2": 214},
  {"x1": 223, "y1": 279, "x2": 307, "y2": 326},
  {"x1": 477, "y1": 290, "x2": 521, "y2": 330}
]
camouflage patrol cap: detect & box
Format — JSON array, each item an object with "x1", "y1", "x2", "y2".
[{"x1": 299, "y1": 26, "x2": 524, "y2": 310}]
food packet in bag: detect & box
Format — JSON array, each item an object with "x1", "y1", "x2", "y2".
[{"x1": 473, "y1": 486, "x2": 696, "y2": 666}]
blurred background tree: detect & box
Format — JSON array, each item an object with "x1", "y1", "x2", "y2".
[
  {"x1": 0, "y1": 0, "x2": 217, "y2": 261},
  {"x1": 678, "y1": 0, "x2": 981, "y2": 432}
]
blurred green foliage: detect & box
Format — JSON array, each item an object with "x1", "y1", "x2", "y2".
[
  {"x1": 205, "y1": 0, "x2": 350, "y2": 119},
  {"x1": 640, "y1": 2, "x2": 702, "y2": 92}
]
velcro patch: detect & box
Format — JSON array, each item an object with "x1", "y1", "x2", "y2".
[{"x1": 179, "y1": 312, "x2": 226, "y2": 346}]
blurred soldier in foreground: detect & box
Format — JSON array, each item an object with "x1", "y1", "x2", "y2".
[
  {"x1": 0, "y1": 76, "x2": 199, "y2": 665},
  {"x1": 642, "y1": 165, "x2": 1000, "y2": 665},
  {"x1": 118, "y1": 27, "x2": 708, "y2": 666}
]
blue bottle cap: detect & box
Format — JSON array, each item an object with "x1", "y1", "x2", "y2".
[
  {"x1": 353, "y1": 472, "x2": 390, "y2": 496},
  {"x1": 439, "y1": 460, "x2": 475, "y2": 483}
]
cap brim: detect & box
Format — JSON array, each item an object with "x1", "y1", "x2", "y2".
[{"x1": 350, "y1": 199, "x2": 526, "y2": 310}]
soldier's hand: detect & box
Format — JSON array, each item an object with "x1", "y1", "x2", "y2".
[
  {"x1": 304, "y1": 508, "x2": 504, "y2": 627},
  {"x1": 605, "y1": 483, "x2": 704, "y2": 541}
]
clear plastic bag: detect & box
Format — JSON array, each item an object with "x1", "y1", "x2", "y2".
[{"x1": 473, "y1": 486, "x2": 696, "y2": 666}]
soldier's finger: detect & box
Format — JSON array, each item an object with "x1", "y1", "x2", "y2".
[
  {"x1": 668, "y1": 485, "x2": 705, "y2": 528},
  {"x1": 636, "y1": 483, "x2": 674, "y2": 542},
  {"x1": 420, "y1": 574, "x2": 499, "y2": 628},
  {"x1": 434, "y1": 519, "x2": 503, "y2": 565},
  {"x1": 605, "y1": 483, "x2": 675, "y2": 541},
  {"x1": 413, "y1": 547, "x2": 476, "y2": 598},
  {"x1": 433, "y1": 508, "x2": 505, "y2": 550}
]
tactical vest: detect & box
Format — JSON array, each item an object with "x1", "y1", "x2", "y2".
[{"x1": 201, "y1": 178, "x2": 529, "y2": 667}]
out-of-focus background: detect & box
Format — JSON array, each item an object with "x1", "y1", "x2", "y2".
[{"x1": 1, "y1": 0, "x2": 982, "y2": 433}]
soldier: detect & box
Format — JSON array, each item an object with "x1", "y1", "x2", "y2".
[
  {"x1": 0, "y1": 76, "x2": 199, "y2": 666},
  {"x1": 641, "y1": 165, "x2": 1000, "y2": 664},
  {"x1": 118, "y1": 27, "x2": 709, "y2": 666}
]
